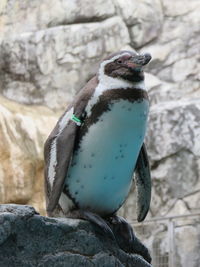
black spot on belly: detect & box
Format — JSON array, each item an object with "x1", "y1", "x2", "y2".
[
  {"x1": 81, "y1": 185, "x2": 84, "y2": 189},
  {"x1": 75, "y1": 191, "x2": 78, "y2": 195},
  {"x1": 104, "y1": 176, "x2": 107, "y2": 180},
  {"x1": 64, "y1": 184, "x2": 69, "y2": 190},
  {"x1": 76, "y1": 179, "x2": 80, "y2": 183},
  {"x1": 91, "y1": 153, "x2": 95, "y2": 157}
]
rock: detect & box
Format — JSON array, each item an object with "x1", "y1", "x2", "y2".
[
  {"x1": 184, "y1": 190, "x2": 200, "y2": 213},
  {"x1": 147, "y1": 99, "x2": 200, "y2": 161},
  {"x1": 171, "y1": 58, "x2": 197, "y2": 83},
  {"x1": 115, "y1": 0, "x2": 163, "y2": 48},
  {"x1": 0, "y1": 0, "x2": 116, "y2": 41},
  {"x1": 0, "y1": 204, "x2": 152, "y2": 267},
  {"x1": 144, "y1": 0, "x2": 200, "y2": 98},
  {"x1": 0, "y1": 16, "x2": 130, "y2": 109},
  {"x1": 0, "y1": 96, "x2": 58, "y2": 215},
  {"x1": 120, "y1": 98, "x2": 200, "y2": 218},
  {"x1": 144, "y1": 98, "x2": 200, "y2": 216},
  {"x1": 175, "y1": 225, "x2": 200, "y2": 267},
  {"x1": 162, "y1": 0, "x2": 199, "y2": 17}
]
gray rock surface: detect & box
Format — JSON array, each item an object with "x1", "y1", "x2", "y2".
[
  {"x1": 0, "y1": 16, "x2": 129, "y2": 109},
  {"x1": 115, "y1": 0, "x2": 163, "y2": 48},
  {"x1": 147, "y1": 99, "x2": 200, "y2": 217},
  {"x1": 0, "y1": 17, "x2": 129, "y2": 108},
  {"x1": 0, "y1": 96, "x2": 58, "y2": 215},
  {"x1": 0, "y1": 0, "x2": 116, "y2": 38},
  {"x1": 0, "y1": 204, "x2": 152, "y2": 267},
  {"x1": 0, "y1": 0, "x2": 199, "y2": 110},
  {"x1": 120, "y1": 98, "x2": 200, "y2": 221}
]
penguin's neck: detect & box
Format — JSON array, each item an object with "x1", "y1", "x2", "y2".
[
  {"x1": 86, "y1": 74, "x2": 146, "y2": 117},
  {"x1": 98, "y1": 71, "x2": 145, "y2": 91}
]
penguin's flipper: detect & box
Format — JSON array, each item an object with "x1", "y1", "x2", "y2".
[
  {"x1": 44, "y1": 119, "x2": 78, "y2": 215},
  {"x1": 44, "y1": 77, "x2": 97, "y2": 215},
  {"x1": 135, "y1": 143, "x2": 151, "y2": 222}
]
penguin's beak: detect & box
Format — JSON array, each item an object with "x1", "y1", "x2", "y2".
[{"x1": 126, "y1": 53, "x2": 152, "y2": 70}]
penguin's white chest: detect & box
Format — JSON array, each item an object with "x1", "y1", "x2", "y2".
[{"x1": 65, "y1": 99, "x2": 149, "y2": 215}]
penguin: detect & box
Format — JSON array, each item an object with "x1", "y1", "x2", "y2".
[{"x1": 44, "y1": 50, "x2": 152, "y2": 262}]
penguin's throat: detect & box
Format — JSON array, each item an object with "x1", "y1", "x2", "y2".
[{"x1": 85, "y1": 80, "x2": 146, "y2": 117}]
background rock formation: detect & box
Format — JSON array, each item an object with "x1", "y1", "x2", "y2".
[
  {"x1": 0, "y1": 96, "x2": 58, "y2": 212},
  {"x1": 0, "y1": 0, "x2": 200, "y2": 266}
]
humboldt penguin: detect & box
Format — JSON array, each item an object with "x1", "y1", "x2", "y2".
[{"x1": 44, "y1": 50, "x2": 152, "y2": 262}]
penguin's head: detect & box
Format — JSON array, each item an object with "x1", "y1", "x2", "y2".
[{"x1": 99, "y1": 50, "x2": 151, "y2": 83}]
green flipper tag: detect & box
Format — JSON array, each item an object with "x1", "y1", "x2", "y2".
[{"x1": 71, "y1": 114, "x2": 82, "y2": 126}]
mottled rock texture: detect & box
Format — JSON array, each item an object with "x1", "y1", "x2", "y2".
[
  {"x1": 0, "y1": 16, "x2": 130, "y2": 109},
  {"x1": 0, "y1": 204, "x2": 152, "y2": 267},
  {"x1": 0, "y1": 96, "x2": 58, "y2": 214}
]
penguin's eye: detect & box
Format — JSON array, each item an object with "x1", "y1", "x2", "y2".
[{"x1": 117, "y1": 59, "x2": 122, "y2": 64}]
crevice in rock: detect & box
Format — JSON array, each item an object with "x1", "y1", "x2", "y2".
[
  {"x1": 181, "y1": 188, "x2": 200, "y2": 199},
  {"x1": 43, "y1": 249, "x2": 95, "y2": 259},
  {"x1": 150, "y1": 148, "x2": 195, "y2": 171},
  {"x1": 161, "y1": 199, "x2": 178, "y2": 217},
  {"x1": 163, "y1": 8, "x2": 198, "y2": 19},
  {"x1": 181, "y1": 199, "x2": 191, "y2": 211},
  {"x1": 47, "y1": 15, "x2": 116, "y2": 28}
]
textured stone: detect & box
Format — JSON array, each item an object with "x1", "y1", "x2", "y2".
[
  {"x1": 184, "y1": 190, "x2": 200, "y2": 213},
  {"x1": 0, "y1": 16, "x2": 130, "y2": 109},
  {"x1": 115, "y1": 0, "x2": 163, "y2": 48},
  {"x1": 162, "y1": 0, "x2": 199, "y2": 17},
  {"x1": 0, "y1": 0, "x2": 116, "y2": 42},
  {"x1": 120, "y1": 98, "x2": 200, "y2": 219},
  {"x1": 175, "y1": 225, "x2": 200, "y2": 267},
  {"x1": 144, "y1": 99, "x2": 200, "y2": 216},
  {"x1": 144, "y1": 0, "x2": 200, "y2": 92},
  {"x1": 0, "y1": 96, "x2": 58, "y2": 214},
  {"x1": 147, "y1": 99, "x2": 200, "y2": 161},
  {"x1": 0, "y1": 204, "x2": 152, "y2": 267}
]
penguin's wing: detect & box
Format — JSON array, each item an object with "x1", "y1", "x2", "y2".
[
  {"x1": 135, "y1": 143, "x2": 151, "y2": 222},
  {"x1": 44, "y1": 77, "x2": 97, "y2": 214}
]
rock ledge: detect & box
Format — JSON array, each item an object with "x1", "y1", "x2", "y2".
[{"x1": 0, "y1": 204, "x2": 151, "y2": 267}]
